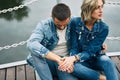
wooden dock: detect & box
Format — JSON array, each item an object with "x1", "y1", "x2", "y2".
[
  {"x1": 0, "y1": 52, "x2": 120, "y2": 80},
  {"x1": 0, "y1": 60, "x2": 37, "y2": 80}
]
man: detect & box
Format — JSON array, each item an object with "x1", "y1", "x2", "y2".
[
  {"x1": 27, "y1": 3, "x2": 78, "y2": 80},
  {"x1": 26, "y1": 3, "x2": 106, "y2": 80}
]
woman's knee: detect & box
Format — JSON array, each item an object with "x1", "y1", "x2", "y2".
[{"x1": 99, "y1": 55, "x2": 116, "y2": 68}]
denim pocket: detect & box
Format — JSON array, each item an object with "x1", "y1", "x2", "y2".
[{"x1": 41, "y1": 38, "x2": 49, "y2": 46}]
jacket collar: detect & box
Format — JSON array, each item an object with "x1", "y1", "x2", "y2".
[{"x1": 80, "y1": 20, "x2": 100, "y2": 33}]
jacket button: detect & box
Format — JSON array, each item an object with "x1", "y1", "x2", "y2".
[{"x1": 92, "y1": 36, "x2": 94, "y2": 39}]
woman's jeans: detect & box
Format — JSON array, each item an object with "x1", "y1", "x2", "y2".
[
  {"x1": 27, "y1": 55, "x2": 78, "y2": 80},
  {"x1": 72, "y1": 54, "x2": 118, "y2": 80}
]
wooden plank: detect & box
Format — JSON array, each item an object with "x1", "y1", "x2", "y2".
[
  {"x1": 111, "y1": 56, "x2": 120, "y2": 79},
  {"x1": 0, "y1": 69, "x2": 5, "y2": 80},
  {"x1": 117, "y1": 56, "x2": 120, "y2": 79},
  {"x1": 6, "y1": 67, "x2": 15, "y2": 80},
  {"x1": 26, "y1": 65, "x2": 36, "y2": 80},
  {"x1": 0, "y1": 60, "x2": 27, "y2": 69},
  {"x1": 0, "y1": 52, "x2": 119, "y2": 69},
  {"x1": 16, "y1": 65, "x2": 25, "y2": 80},
  {"x1": 111, "y1": 56, "x2": 120, "y2": 72},
  {"x1": 106, "y1": 52, "x2": 120, "y2": 56},
  {"x1": 0, "y1": 52, "x2": 120, "y2": 80}
]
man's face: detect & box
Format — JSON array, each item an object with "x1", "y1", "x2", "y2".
[{"x1": 54, "y1": 17, "x2": 70, "y2": 30}]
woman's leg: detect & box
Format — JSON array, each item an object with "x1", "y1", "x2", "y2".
[
  {"x1": 94, "y1": 55, "x2": 119, "y2": 80},
  {"x1": 72, "y1": 62, "x2": 100, "y2": 80}
]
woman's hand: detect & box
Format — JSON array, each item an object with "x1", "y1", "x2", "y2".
[{"x1": 102, "y1": 44, "x2": 107, "y2": 53}]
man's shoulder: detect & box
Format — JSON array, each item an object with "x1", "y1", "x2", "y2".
[
  {"x1": 39, "y1": 18, "x2": 53, "y2": 25},
  {"x1": 36, "y1": 18, "x2": 53, "y2": 28},
  {"x1": 34, "y1": 18, "x2": 53, "y2": 31}
]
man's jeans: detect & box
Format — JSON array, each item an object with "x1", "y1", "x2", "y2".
[
  {"x1": 72, "y1": 55, "x2": 118, "y2": 80},
  {"x1": 27, "y1": 55, "x2": 78, "y2": 80}
]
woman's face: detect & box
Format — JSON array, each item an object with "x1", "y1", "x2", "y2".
[{"x1": 91, "y1": 0, "x2": 104, "y2": 20}]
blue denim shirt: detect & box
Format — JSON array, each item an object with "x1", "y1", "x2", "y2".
[
  {"x1": 70, "y1": 17, "x2": 109, "y2": 62},
  {"x1": 27, "y1": 18, "x2": 74, "y2": 58}
]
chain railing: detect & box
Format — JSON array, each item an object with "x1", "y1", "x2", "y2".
[
  {"x1": 0, "y1": 0, "x2": 120, "y2": 14},
  {"x1": 0, "y1": 41, "x2": 27, "y2": 51},
  {"x1": 0, "y1": 0, "x2": 38, "y2": 14},
  {"x1": 0, "y1": 37, "x2": 120, "y2": 51},
  {"x1": 106, "y1": 1, "x2": 120, "y2": 5},
  {"x1": 107, "y1": 37, "x2": 120, "y2": 40},
  {"x1": 0, "y1": 0, "x2": 120, "y2": 51}
]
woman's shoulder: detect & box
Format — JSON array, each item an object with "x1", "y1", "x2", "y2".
[
  {"x1": 71, "y1": 16, "x2": 82, "y2": 22},
  {"x1": 99, "y1": 20, "x2": 109, "y2": 30},
  {"x1": 70, "y1": 17, "x2": 83, "y2": 27}
]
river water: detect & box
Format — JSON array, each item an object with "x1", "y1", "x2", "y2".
[{"x1": 0, "y1": 0, "x2": 120, "y2": 64}]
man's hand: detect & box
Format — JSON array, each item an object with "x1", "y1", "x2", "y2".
[{"x1": 58, "y1": 56, "x2": 76, "y2": 73}]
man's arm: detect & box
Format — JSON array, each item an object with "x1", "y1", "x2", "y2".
[{"x1": 45, "y1": 52, "x2": 63, "y2": 64}]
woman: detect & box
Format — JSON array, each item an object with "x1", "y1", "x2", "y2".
[{"x1": 69, "y1": 0, "x2": 118, "y2": 80}]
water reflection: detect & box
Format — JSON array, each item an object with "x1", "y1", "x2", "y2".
[
  {"x1": 56, "y1": 0, "x2": 62, "y2": 3},
  {"x1": 0, "y1": 0, "x2": 120, "y2": 64},
  {"x1": 0, "y1": 0, "x2": 29, "y2": 21}
]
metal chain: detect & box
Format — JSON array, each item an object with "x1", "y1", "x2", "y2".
[
  {"x1": 0, "y1": 0, "x2": 38, "y2": 14},
  {"x1": 107, "y1": 37, "x2": 120, "y2": 40},
  {"x1": 106, "y1": 1, "x2": 120, "y2": 5},
  {"x1": 0, "y1": 0, "x2": 120, "y2": 51},
  {"x1": 0, "y1": 37, "x2": 120, "y2": 51},
  {"x1": 0, "y1": 0, "x2": 120, "y2": 14},
  {"x1": 0, "y1": 41, "x2": 27, "y2": 51}
]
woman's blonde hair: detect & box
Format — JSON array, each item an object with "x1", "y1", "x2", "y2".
[{"x1": 81, "y1": 0, "x2": 105, "y2": 21}]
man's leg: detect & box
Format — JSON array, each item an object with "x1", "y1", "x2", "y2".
[
  {"x1": 94, "y1": 55, "x2": 119, "y2": 80},
  {"x1": 54, "y1": 62, "x2": 78, "y2": 80},
  {"x1": 46, "y1": 60, "x2": 58, "y2": 78},
  {"x1": 46, "y1": 60, "x2": 78, "y2": 80},
  {"x1": 28, "y1": 55, "x2": 53, "y2": 80}
]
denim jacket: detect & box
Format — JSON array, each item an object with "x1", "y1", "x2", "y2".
[
  {"x1": 27, "y1": 18, "x2": 75, "y2": 59},
  {"x1": 70, "y1": 17, "x2": 109, "y2": 62}
]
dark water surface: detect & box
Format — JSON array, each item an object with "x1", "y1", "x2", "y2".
[{"x1": 0, "y1": 0, "x2": 120, "y2": 64}]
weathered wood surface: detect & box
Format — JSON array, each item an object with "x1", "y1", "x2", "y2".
[
  {"x1": 0, "y1": 52, "x2": 120, "y2": 80},
  {"x1": 0, "y1": 64, "x2": 36, "y2": 80}
]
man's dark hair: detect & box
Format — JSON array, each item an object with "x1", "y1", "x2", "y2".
[{"x1": 52, "y1": 3, "x2": 71, "y2": 21}]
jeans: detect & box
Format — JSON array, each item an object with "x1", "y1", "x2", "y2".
[
  {"x1": 72, "y1": 54, "x2": 118, "y2": 80},
  {"x1": 27, "y1": 55, "x2": 78, "y2": 80}
]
